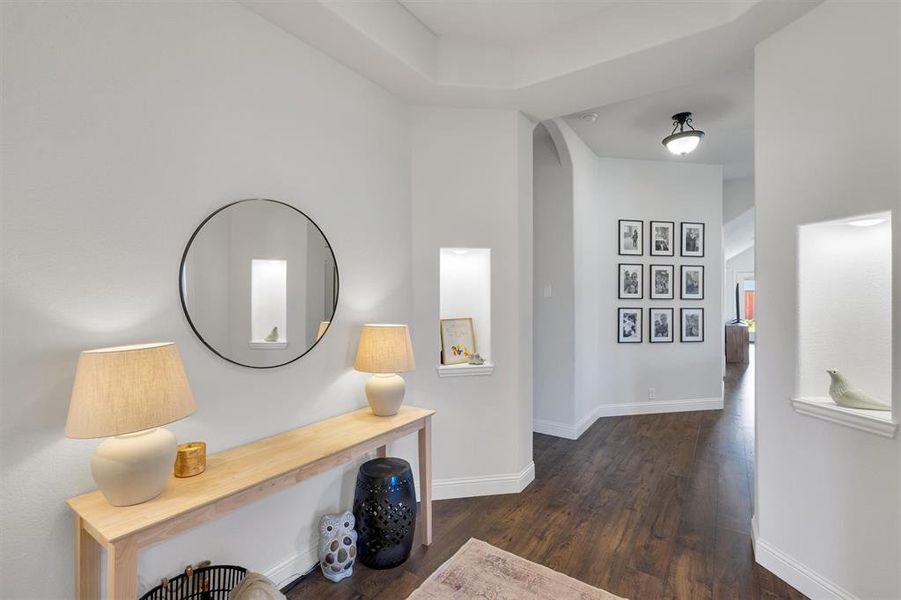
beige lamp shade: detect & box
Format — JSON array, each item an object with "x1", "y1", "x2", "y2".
[
  {"x1": 65, "y1": 342, "x2": 196, "y2": 439},
  {"x1": 354, "y1": 324, "x2": 416, "y2": 374},
  {"x1": 316, "y1": 321, "x2": 331, "y2": 341}
]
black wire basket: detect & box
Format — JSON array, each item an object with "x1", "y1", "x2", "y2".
[{"x1": 139, "y1": 565, "x2": 247, "y2": 600}]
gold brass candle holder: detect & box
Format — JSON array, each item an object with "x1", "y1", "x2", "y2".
[{"x1": 174, "y1": 442, "x2": 206, "y2": 478}]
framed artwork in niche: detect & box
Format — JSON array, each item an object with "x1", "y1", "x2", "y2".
[
  {"x1": 618, "y1": 264, "x2": 643, "y2": 300},
  {"x1": 649, "y1": 308, "x2": 674, "y2": 343},
  {"x1": 617, "y1": 308, "x2": 642, "y2": 343},
  {"x1": 649, "y1": 264, "x2": 674, "y2": 300},
  {"x1": 680, "y1": 222, "x2": 705, "y2": 257},
  {"x1": 680, "y1": 265, "x2": 705, "y2": 300},
  {"x1": 681, "y1": 308, "x2": 704, "y2": 342},
  {"x1": 618, "y1": 219, "x2": 643, "y2": 256},
  {"x1": 439, "y1": 317, "x2": 476, "y2": 365},
  {"x1": 649, "y1": 221, "x2": 675, "y2": 256}
]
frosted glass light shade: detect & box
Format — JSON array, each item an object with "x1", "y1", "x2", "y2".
[
  {"x1": 663, "y1": 131, "x2": 703, "y2": 155},
  {"x1": 65, "y1": 342, "x2": 196, "y2": 438},
  {"x1": 354, "y1": 324, "x2": 415, "y2": 374}
]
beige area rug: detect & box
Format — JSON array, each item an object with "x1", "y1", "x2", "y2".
[{"x1": 407, "y1": 538, "x2": 626, "y2": 599}]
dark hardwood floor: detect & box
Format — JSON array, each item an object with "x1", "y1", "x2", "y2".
[{"x1": 288, "y1": 350, "x2": 806, "y2": 599}]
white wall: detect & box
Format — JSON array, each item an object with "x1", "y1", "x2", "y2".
[
  {"x1": 754, "y1": 1, "x2": 901, "y2": 597},
  {"x1": 723, "y1": 176, "x2": 754, "y2": 224},
  {"x1": 723, "y1": 245, "x2": 754, "y2": 324},
  {"x1": 532, "y1": 123, "x2": 575, "y2": 428},
  {"x1": 592, "y1": 158, "x2": 724, "y2": 415},
  {"x1": 409, "y1": 107, "x2": 534, "y2": 497},
  {"x1": 1, "y1": 2, "x2": 414, "y2": 597},
  {"x1": 798, "y1": 217, "x2": 892, "y2": 402},
  {"x1": 723, "y1": 176, "x2": 755, "y2": 261},
  {"x1": 532, "y1": 122, "x2": 724, "y2": 437}
]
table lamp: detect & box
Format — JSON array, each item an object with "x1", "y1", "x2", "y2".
[
  {"x1": 65, "y1": 342, "x2": 196, "y2": 506},
  {"x1": 354, "y1": 324, "x2": 415, "y2": 416}
]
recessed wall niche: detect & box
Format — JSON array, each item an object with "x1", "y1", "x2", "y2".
[
  {"x1": 795, "y1": 212, "x2": 894, "y2": 430},
  {"x1": 438, "y1": 248, "x2": 493, "y2": 376},
  {"x1": 250, "y1": 259, "x2": 288, "y2": 348}
]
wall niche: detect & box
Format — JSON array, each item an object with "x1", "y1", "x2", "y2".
[
  {"x1": 438, "y1": 248, "x2": 493, "y2": 376},
  {"x1": 794, "y1": 211, "x2": 895, "y2": 435}
]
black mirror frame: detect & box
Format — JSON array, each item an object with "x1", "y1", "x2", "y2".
[{"x1": 178, "y1": 198, "x2": 339, "y2": 369}]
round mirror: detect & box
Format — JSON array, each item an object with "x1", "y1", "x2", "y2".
[{"x1": 179, "y1": 199, "x2": 338, "y2": 368}]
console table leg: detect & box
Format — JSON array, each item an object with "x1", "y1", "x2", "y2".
[
  {"x1": 418, "y1": 417, "x2": 432, "y2": 546},
  {"x1": 75, "y1": 516, "x2": 100, "y2": 600},
  {"x1": 376, "y1": 445, "x2": 387, "y2": 458},
  {"x1": 106, "y1": 540, "x2": 138, "y2": 600}
]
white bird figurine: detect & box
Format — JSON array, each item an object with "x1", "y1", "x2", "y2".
[{"x1": 826, "y1": 369, "x2": 890, "y2": 411}]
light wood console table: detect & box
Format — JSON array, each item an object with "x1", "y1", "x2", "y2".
[{"x1": 67, "y1": 405, "x2": 435, "y2": 599}]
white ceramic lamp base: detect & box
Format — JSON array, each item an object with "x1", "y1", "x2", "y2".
[
  {"x1": 91, "y1": 427, "x2": 177, "y2": 506},
  {"x1": 365, "y1": 373, "x2": 406, "y2": 416}
]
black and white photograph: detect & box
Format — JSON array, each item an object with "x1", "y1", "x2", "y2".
[
  {"x1": 649, "y1": 264, "x2": 674, "y2": 300},
  {"x1": 617, "y1": 308, "x2": 642, "y2": 343},
  {"x1": 681, "y1": 308, "x2": 705, "y2": 342},
  {"x1": 680, "y1": 265, "x2": 705, "y2": 300},
  {"x1": 649, "y1": 221, "x2": 675, "y2": 256},
  {"x1": 618, "y1": 219, "x2": 643, "y2": 255},
  {"x1": 680, "y1": 222, "x2": 705, "y2": 257},
  {"x1": 618, "y1": 264, "x2": 643, "y2": 299},
  {"x1": 649, "y1": 308, "x2": 674, "y2": 343}
]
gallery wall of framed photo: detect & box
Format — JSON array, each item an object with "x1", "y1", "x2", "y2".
[{"x1": 617, "y1": 219, "x2": 707, "y2": 344}]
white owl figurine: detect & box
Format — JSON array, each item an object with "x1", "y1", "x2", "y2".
[{"x1": 318, "y1": 511, "x2": 357, "y2": 582}]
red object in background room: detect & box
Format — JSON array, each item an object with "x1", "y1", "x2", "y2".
[{"x1": 743, "y1": 290, "x2": 756, "y2": 321}]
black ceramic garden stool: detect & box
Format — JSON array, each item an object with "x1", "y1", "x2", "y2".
[{"x1": 352, "y1": 457, "x2": 417, "y2": 569}]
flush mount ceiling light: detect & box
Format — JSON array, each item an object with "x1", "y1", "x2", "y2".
[{"x1": 662, "y1": 112, "x2": 705, "y2": 156}]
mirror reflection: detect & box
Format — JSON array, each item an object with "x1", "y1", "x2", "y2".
[{"x1": 180, "y1": 199, "x2": 338, "y2": 368}]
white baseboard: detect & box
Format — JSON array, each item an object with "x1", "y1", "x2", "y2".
[
  {"x1": 751, "y1": 515, "x2": 858, "y2": 600},
  {"x1": 264, "y1": 543, "x2": 318, "y2": 590},
  {"x1": 533, "y1": 397, "x2": 723, "y2": 440},
  {"x1": 416, "y1": 461, "x2": 535, "y2": 500},
  {"x1": 532, "y1": 417, "x2": 583, "y2": 440},
  {"x1": 596, "y1": 397, "x2": 723, "y2": 417}
]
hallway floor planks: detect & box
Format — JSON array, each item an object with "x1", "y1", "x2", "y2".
[{"x1": 287, "y1": 354, "x2": 806, "y2": 599}]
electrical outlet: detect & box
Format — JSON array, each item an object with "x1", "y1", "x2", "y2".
[
  {"x1": 543, "y1": 284, "x2": 553, "y2": 298},
  {"x1": 648, "y1": 387, "x2": 656, "y2": 400}
]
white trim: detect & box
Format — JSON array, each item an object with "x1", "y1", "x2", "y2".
[
  {"x1": 533, "y1": 405, "x2": 604, "y2": 440},
  {"x1": 596, "y1": 397, "x2": 723, "y2": 417},
  {"x1": 436, "y1": 362, "x2": 495, "y2": 377},
  {"x1": 791, "y1": 397, "x2": 896, "y2": 439},
  {"x1": 249, "y1": 340, "x2": 288, "y2": 349},
  {"x1": 533, "y1": 397, "x2": 723, "y2": 439},
  {"x1": 752, "y1": 521, "x2": 858, "y2": 600},
  {"x1": 264, "y1": 543, "x2": 318, "y2": 591},
  {"x1": 416, "y1": 461, "x2": 535, "y2": 500}
]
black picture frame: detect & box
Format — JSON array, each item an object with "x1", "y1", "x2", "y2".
[
  {"x1": 617, "y1": 307, "x2": 643, "y2": 343},
  {"x1": 680, "y1": 222, "x2": 705, "y2": 257},
  {"x1": 680, "y1": 265, "x2": 705, "y2": 300},
  {"x1": 649, "y1": 220, "x2": 675, "y2": 256},
  {"x1": 648, "y1": 308, "x2": 674, "y2": 343},
  {"x1": 618, "y1": 263, "x2": 643, "y2": 300},
  {"x1": 618, "y1": 219, "x2": 643, "y2": 256},
  {"x1": 649, "y1": 264, "x2": 675, "y2": 300},
  {"x1": 680, "y1": 308, "x2": 705, "y2": 342}
]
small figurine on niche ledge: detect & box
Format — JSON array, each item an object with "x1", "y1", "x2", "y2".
[
  {"x1": 827, "y1": 369, "x2": 890, "y2": 411},
  {"x1": 468, "y1": 353, "x2": 485, "y2": 366},
  {"x1": 264, "y1": 326, "x2": 279, "y2": 342},
  {"x1": 319, "y1": 511, "x2": 357, "y2": 582}
]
